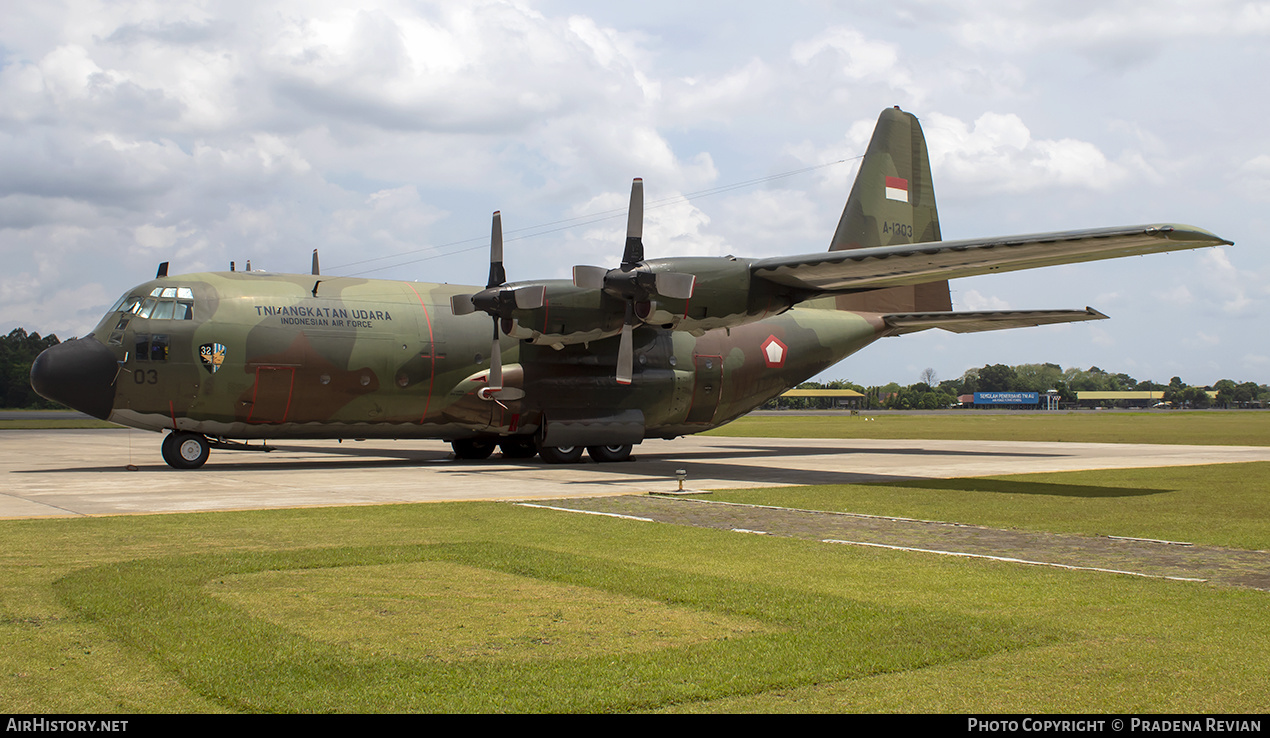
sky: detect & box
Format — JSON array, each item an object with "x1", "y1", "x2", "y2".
[{"x1": 2, "y1": 0, "x2": 1268, "y2": 388}]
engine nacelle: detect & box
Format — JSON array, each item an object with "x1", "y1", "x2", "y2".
[{"x1": 498, "y1": 256, "x2": 793, "y2": 347}]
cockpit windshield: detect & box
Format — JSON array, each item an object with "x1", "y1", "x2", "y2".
[
  {"x1": 105, "y1": 286, "x2": 196, "y2": 346},
  {"x1": 111, "y1": 287, "x2": 195, "y2": 320}
]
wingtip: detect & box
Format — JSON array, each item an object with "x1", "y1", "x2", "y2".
[{"x1": 1154, "y1": 223, "x2": 1233, "y2": 247}]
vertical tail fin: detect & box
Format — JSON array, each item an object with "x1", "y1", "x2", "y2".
[{"x1": 831, "y1": 107, "x2": 951, "y2": 313}]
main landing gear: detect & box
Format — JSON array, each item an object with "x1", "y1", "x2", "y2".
[
  {"x1": 585, "y1": 444, "x2": 633, "y2": 463},
  {"x1": 449, "y1": 437, "x2": 633, "y2": 464},
  {"x1": 534, "y1": 442, "x2": 633, "y2": 464}
]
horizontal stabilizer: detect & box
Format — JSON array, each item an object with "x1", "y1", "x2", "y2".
[
  {"x1": 753, "y1": 224, "x2": 1230, "y2": 294},
  {"x1": 882, "y1": 307, "x2": 1108, "y2": 335}
]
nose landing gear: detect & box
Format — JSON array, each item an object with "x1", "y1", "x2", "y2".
[{"x1": 161, "y1": 432, "x2": 211, "y2": 470}]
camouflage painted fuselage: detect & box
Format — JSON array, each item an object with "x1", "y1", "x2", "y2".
[{"x1": 94, "y1": 270, "x2": 882, "y2": 443}]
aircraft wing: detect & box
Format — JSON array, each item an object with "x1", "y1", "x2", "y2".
[
  {"x1": 751, "y1": 224, "x2": 1230, "y2": 293},
  {"x1": 881, "y1": 307, "x2": 1108, "y2": 335}
]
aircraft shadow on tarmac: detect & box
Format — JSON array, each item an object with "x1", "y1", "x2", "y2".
[
  {"x1": 262, "y1": 440, "x2": 1065, "y2": 463},
  {"x1": 888, "y1": 477, "x2": 1171, "y2": 499},
  {"x1": 14, "y1": 440, "x2": 1109, "y2": 491}
]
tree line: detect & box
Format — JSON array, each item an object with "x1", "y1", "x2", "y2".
[
  {"x1": 767, "y1": 363, "x2": 1270, "y2": 411},
  {"x1": 1, "y1": 328, "x2": 62, "y2": 409}
]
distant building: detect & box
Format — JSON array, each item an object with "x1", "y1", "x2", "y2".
[
  {"x1": 777, "y1": 389, "x2": 866, "y2": 409},
  {"x1": 1075, "y1": 390, "x2": 1216, "y2": 408}
]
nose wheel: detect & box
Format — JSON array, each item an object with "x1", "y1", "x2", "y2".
[{"x1": 161, "y1": 432, "x2": 210, "y2": 470}]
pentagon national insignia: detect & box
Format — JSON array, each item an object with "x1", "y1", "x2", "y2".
[{"x1": 199, "y1": 343, "x2": 226, "y2": 374}]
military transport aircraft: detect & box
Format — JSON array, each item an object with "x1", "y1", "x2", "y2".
[{"x1": 31, "y1": 107, "x2": 1230, "y2": 469}]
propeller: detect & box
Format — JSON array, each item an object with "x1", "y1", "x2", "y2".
[
  {"x1": 450, "y1": 211, "x2": 543, "y2": 400},
  {"x1": 572, "y1": 179, "x2": 696, "y2": 385}
]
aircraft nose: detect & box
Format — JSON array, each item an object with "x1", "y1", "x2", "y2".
[{"x1": 30, "y1": 336, "x2": 120, "y2": 420}]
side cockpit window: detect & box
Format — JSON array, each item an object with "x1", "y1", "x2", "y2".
[{"x1": 134, "y1": 334, "x2": 169, "y2": 362}]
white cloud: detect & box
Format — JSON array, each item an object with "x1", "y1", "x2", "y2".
[
  {"x1": 1191, "y1": 248, "x2": 1263, "y2": 318},
  {"x1": 923, "y1": 112, "x2": 1132, "y2": 194},
  {"x1": 955, "y1": 289, "x2": 1010, "y2": 311},
  {"x1": 789, "y1": 26, "x2": 923, "y2": 105},
  {"x1": 1154, "y1": 285, "x2": 1193, "y2": 305},
  {"x1": 1239, "y1": 154, "x2": 1270, "y2": 202},
  {"x1": 946, "y1": 1, "x2": 1270, "y2": 65},
  {"x1": 665, "y1": 58, "x2": 774, "y2": 122},
  {"x1": 1089, "y1": 326, "x2": 1115, "y2": 348},
  {"x1": 791, "y1": 28, "x2": 901, "y2": 80},
  {"x1": 133, "y1": 224, "x2": 186, "y2": 250}
]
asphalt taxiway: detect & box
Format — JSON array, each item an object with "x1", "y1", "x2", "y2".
[{"x1": 4, "y1": 428, "x2": 1270, "y2": 518}]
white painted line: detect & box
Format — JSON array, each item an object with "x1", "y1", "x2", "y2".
[
  {"x1": 821, "y1": 538, "x2": 1208, "y2": 583},
  {"x1": 1105, "y1": 535, "x2": 1194, "y2": 546},
  {"x1": 660, "y1": 495, "x2": 968, "y2": 527},
  {"x1": 514, "y1": 503, "x2": 654, "y2": 522},
  {"x1": 731, "y1": 528, "x2": 768, "y2": 535}
]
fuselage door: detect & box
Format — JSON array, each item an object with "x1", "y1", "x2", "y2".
[
  {"x1": 685, "y1": 354, "x2": 723, "y2": 424},
  {"x1": 247, "y1": 366, "x2": 295, "y2": 423}
]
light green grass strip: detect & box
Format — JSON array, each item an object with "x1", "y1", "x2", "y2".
[
  {"x1": 54, "y1": 542, "x2": 1053, "y2": 713},
  {"x1": 708, "y1": 412, "x2": 1270, "y2": 446}
]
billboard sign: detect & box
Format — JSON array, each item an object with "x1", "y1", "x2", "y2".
[{"x1": 974, "y1": 392, "x2": 1039, "y2": 405}]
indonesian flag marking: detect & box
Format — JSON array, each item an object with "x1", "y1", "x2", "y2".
[{"x1": 885, "y1": 176, "x2": 909, "y2": 202}]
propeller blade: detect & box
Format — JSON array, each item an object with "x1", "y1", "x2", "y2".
[
  {"x1": 487, "y1": 211, "x2": 506, "y2": 289},
  {"x1": 616, "y1": 301, "x2": 635, "y2": 386},
  {"x1": 488, "y1": 324, "x2": 503, "y2": 390},
  {"x1": 572, "y1": 265, "x2": 607, "y2": 290},
  {"x1": 616, "y1": 321, "x2": 633, "y2": 386},
  {"x1": 450, "y1": 294, "x2": 477, "y2": 316},
  {"x1": 622, "y1": 178, "x2": 644, "y2": 267},
  {"x1": 311, "y1": 249, "x2": 320, "y2": 276},
  {"x1": 654, "y1": 272, "x2": 696, "y2": 300}
]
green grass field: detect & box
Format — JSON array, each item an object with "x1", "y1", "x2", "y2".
[
  {"x1": 3, "y1": 414, "x2": 1269, "y2": 712},
  {"x1": 707, "y1": 411, "x2": 1270, "y2": 446},
  {"x1": 698, "y1": 462, "x2": 1270, "y2": 551}
]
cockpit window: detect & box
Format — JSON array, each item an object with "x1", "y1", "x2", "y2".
[
  {"x1": 149, "y1": 335, "x2": 169, "y2": 361},
  {"x1": 151, "y1": 300, "x2": 175, "y2": 320},
  {"x1": 126, "y1": 286, "x2": 195, "y2": 321},
  {"x1": 134, "y1": 334, "x2": 169, "y2": 362},
  {"x1": 106, "y1": 286, "x2": 195, "y2": 347}
]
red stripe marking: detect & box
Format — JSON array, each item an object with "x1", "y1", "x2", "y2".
[
  {"x1": 405, "y1": 283, "x2": 436, "y2": 423},
  {"x1": 279, "y1": 368, "x2": 294, "y2": 422},
  {"x1": 247, "y1": 367, "x2": 261, "y2": 422}
]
